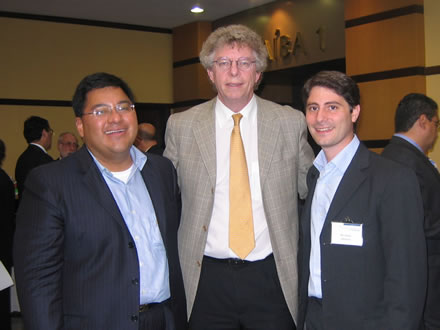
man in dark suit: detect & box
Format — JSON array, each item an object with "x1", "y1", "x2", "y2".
[
  {"x1": 135, "y1": 123, "x2": 164, "y2": 155},
  {"x1": 0, "y1": 139, "x2": 15, "y2": 330},
  {"x1": 15, "y1": 116, "x2": 54, "y2": 200},
  {"x1": 297, "y1": 71, "x2": 427, "y2": 330},
  {"x1": 13, "y1": 72, "x2": 187, "y2": 330},
  {"x1": 382, "y1": 93, "x2": 440, "y2": 330}
]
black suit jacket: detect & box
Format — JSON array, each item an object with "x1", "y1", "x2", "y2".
[
  {"x1": 15, "y1": 144, "x2": 53, "y2": 199},
  {"x1": 0, "y1": 168, "x2": 15, "y2": 269},
  {"x1": 147, "y1": 144, "x2": 164, "y2": 155},
  {"x1": 298, "y1": 143, "x2": 427, "y2": 330},
  {"x1": 13, "y1": 147, "x2": 187, "y2": 330},
  {"x1": 382, "y1": 136, "x2": 440, "y2": 246}
]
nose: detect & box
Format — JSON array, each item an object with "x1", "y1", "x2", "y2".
[
  {"x1": 107, "y1": 108, "x2": 123, "y2": 122},
  {"x1": 315, "y1": 109, "x2": 326, "y2": 122},
  {"x1": 229, "y1": 60, "x2": 239, "y2": 76}
]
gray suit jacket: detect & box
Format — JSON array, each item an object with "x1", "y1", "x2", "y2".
[{"x1": 164, "y1": 96, "x2": 314, "y2": 321}]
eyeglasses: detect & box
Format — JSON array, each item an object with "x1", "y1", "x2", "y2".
[
  {"x1": 83, "y1": 101, "x2": 135, "y2": 118},
  {"x1": 212, "y1": 58, "x2": 256, "y2": 71},
  {"x1": 60, "y1": 142, "x2": 78, "y2": 148}
]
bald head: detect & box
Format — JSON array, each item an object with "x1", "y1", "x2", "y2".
[{"x1": 135, "y1": 123, "x2": 158, "y2": 152}]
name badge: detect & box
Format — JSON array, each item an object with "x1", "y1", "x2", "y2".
[{"x1": 331, "y1": 222, "x2": 363, "y2": 246}]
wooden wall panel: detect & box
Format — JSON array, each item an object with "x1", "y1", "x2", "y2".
[
  {"x1": 345, "y1": 0, "x2": 423, "y2": 20},
  {"x1": 357, "y1": 76, "x2": 426, "y2": 140},
  {"x1": 346, "y1": 14, "x2": 425, "y2": 76},
  {"x1": 173, "y1": 22, "x2": 212, "y2": 62}
]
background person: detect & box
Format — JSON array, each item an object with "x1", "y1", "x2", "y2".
[
  {"x1": 15, "y1": 116, "x2": 53, "y2": 200},
  {"x1": 382, "y1": 93, "x2": 440, "y2": 330},
  {"x1": 57, "y1": 131, "x2": 79, "y2": 159}
]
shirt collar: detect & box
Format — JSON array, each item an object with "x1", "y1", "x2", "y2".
[
  {"x1": 314, "y1": 135, "x2": 360, "y2": 174},
  {"x1": 89, "y1": 145, "x2": 147, "y2": 175},
  {"x1": 394, "y1": 133, "x2": 424, "y2": 154},
  {"x1": 30, "y1": 142, "x2": 47, "y2": 153},
  {"x1": 215, "y1": 95, "x2": 257, "y2": 128}
]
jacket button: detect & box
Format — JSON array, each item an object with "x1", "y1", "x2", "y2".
[
  {"x1": 197, "y1": 260, "x2": 201, "y2": 267},
  {"x1": 132, "y1": 278, "x2": 139, "y2": 285},
  {"x1": 128, "y1": 242, "x2": 135, "y2": 248},
  {"x1": 202, "y1": 225, "x2": 207, "y2": 232},
  {"x1": 131, "y1": 315, "x2": 138, "y2": 322}
]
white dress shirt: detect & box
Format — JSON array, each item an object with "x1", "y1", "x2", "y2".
[{"x1": 204, "y1": 95, "x2": 273, "y2": 261}]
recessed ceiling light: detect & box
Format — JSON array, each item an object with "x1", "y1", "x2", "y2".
[{"x1": 191, "y1": 6, "x2": 204, "y2": 13}]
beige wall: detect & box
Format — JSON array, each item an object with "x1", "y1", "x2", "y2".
[
  {"x1": 425, "y1": 0, "x2": 440, "y2": 165},
  {"x1": 0, "y1": 17, "x2": 173, "y2": 177}
]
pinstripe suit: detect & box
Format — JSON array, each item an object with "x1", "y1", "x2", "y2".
[
  {"x1": 13, "y1": 147, "x2": 187, "y2": 330},
  {"x1": 164, "y1": 96, "x2": 314, "y2": 322}
]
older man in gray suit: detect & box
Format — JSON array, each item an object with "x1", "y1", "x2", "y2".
[{"x1": 164, "y1": 24, "x2": 314, "y2": 330}]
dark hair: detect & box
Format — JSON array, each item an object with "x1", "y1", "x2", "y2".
[
  {"x1": 23, "y1": 116, "x2": 50, "y2": 143},
  {"x1": 72, "y1": 72, "x2": 135, "y2": 117},
  {"x1": 394, "y1": 93, "x2": 438, "y2": 132},
  {"x1": 0, "y1": 139, "x2": 5, "y2": 166},
  {"x1": 302, "y1": 71, "x2": 360, "y2": 111}
]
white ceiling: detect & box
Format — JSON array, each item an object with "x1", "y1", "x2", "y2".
[{"x1": 0, "y1": 0, "x2": 277, "y2": 29}]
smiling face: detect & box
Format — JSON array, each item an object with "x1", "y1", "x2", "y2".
[
  {"x1": 75, "y1": 86, "x2": 137, "y2": 171},
  {"x1": 306, "y1": 86, "x2": 360, "y2": 162},
  {"x1": 207, "y1": 43, "x2": 261, "y2": 112}
]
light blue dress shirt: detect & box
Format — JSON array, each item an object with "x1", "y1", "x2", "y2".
[
  {"x1": 308, "y1": 135, "x2": 360, "y2": 298},
  {"x1": 90, "y1": 146, "x2": 170, "y2": 304}
]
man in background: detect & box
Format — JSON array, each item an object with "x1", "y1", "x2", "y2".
[
  {"x1": 15, "y1": 116, "x2": 53, "y2": 199},
  {"x1": 382, "y1": 93, "x2": 440, "y2": 330},
  {"x1": 57, "y1": 131, "x2": 79, "y2": 159},
  {"x1": 135, "y1": 123, "x2": 164, "y2": 155},
  {"x1": 164, "y1": 24, "x2": 313, "y2": 329},
  {"x1": 298, "y1": 71, "x2": 427, "y2": 330},
  {"x1": 14, "y1": 72, "x2": 186, "y2": 330},
  {"x1": 0, "y1": 139, "x2": 15, "y2": 330}
]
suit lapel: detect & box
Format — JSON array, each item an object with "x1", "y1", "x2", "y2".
[
  {"x1": 77, "y1": 147, "x2": 127, "y2": 229},
  {"x1": 257, "y1": 97, "x2": 281, "y2": 186},
  {"x1": 193, "y1": 99, "x2": 217, "y2": 188},
  {"x1": 324, "y1": 144, "x2": 369, "y2": 226}
]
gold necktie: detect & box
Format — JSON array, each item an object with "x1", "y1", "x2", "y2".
[{"x1": 229, "y1": 113, "x2": 255, "y2": 259}]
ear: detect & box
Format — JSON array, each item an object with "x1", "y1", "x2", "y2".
[
  {"x1": 75, "y1": 117, "x2": 84, "y2": 138},
  {"x1": 351, "y1": 105, "x2": 360, "y2": 123},
  {"x1": 207, "y1": 69, "x2": 215, "y2": 84},
  {"x1": 417, "y1": 114, "x2": 429, "y2": 129}
]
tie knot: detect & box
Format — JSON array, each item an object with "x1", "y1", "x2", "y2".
[{"x1": 232, "y1": 113, "x2": 243, "y2": 126}]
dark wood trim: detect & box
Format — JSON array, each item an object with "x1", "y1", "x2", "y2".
[
  {"x1": 351, "y1": 66, "x2": 425, "y2": 83},
  {"x1": 362, "y1": 139, "x2": 389, "y2": 149},
  {"x1": 0, "y1": 10, "x2": 172, "y2": 34},
  {"x1": 0, "y1": 99, "x2": 71, "y2": 107},
  {"x1": 425, "y1": 65, "x2": 440, "y2": 76},
  {"x1": 345, "y1": 5, "x2": 423, "y2": 28},
  {"x1": 173, "y1": 57, "x2": 200, "y2": 68},
  {"x1": 0, "y1": 99, "x2": 173, "y2": 111}
]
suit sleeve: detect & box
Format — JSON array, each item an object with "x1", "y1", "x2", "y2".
[
  {"x1": 13, "y1": 169, "x2": 64, "y2": 330},
  {"x1": 295, "y1": 111, "x2": 314, "y2": 200},
  {"x1": 163, "y1": 115, "x2": 179, "y2": 170},
  {"x1": 380, "y1": 167, "x2": 427, "y2": 329}
]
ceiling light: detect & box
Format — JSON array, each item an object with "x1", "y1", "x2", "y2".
[{"x1": 191, "y1": 6, "x2": 204, "y2": 13}]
